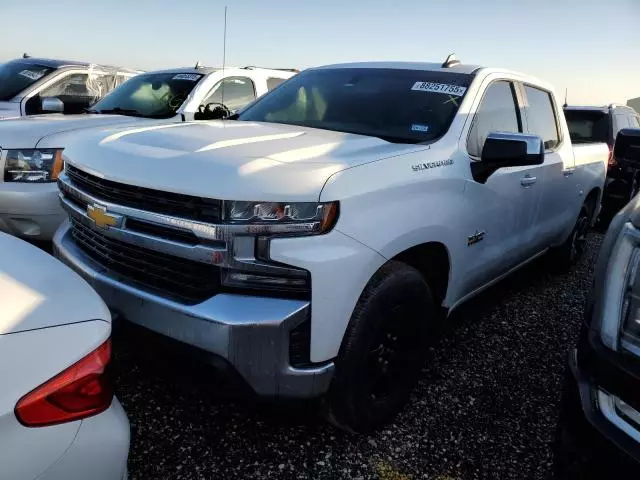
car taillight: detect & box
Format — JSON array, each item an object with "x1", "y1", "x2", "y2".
[
  {"x1": 608, "y1": 145, "x2": 617, "y2": 167},
  {"x1": 15, "y1": 340, "x2": 113, "y2": 427}
]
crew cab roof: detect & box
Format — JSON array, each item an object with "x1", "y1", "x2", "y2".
[
  {"x1": 313, "y1": 61, "x2": 483, "y2": 74},
  {"x1": 564, "y1": 104, "x2": 637, "y2": 114},
  {"x1": 10, "y1": 57, "x2": 141, "y2": 74},
  {"x1": 144, "y1": 66, "x2": 297, "y2": 77}
]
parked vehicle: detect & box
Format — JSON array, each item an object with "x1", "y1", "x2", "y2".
[
  {"x1": 53, "y1": 57, "x2": 608, "y2": 432},
  {"x1": 0, "y1": 65, "x2": 296, "y2": 240},
  {"x1": 0, "y1": 57, "x2": 139, "y2": 119},
  {"x1": 564, "y1": 104, "x2": 640, "y2": 221},
  {"x1": 553, "y1": 128, "x2": 640, "y2": 478},
  {"x1": 0, "y1": 232, "x2": 129, "y2": 479}
]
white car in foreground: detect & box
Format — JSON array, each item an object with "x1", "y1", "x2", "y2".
[{"x1": 0, "y1": 233, "x2": 129, "y2": 479}]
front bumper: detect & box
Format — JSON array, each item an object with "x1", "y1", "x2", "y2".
[
  {"x1": 53, "y1": 221, "x2": 334, "y2": 398},
  {"x1": 0, "y1": 181, "x2": 65, "y2": 240},
  {"x1": 555, "y1": 326, "x2": 640, "y2": 476}
]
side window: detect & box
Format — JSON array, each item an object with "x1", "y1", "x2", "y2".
[
  {"x1": 26, "y1": 73, "x2": 94, "y2": 115},
  {"x1": 631, "y1": 116, "x2": 640, "y2": 128},
  {"x1": 267, "y1": 77, "x2": 285, "y2": 91},
  {"x1": 523, "y1": 85, "x2": 560, "y2": 150},
  {"x1": 203, "y1": 77, "x2": 256, "y2": 111},
  {"x1": 467, "y1": 81, "x2": 520, "y2": 157},
  {"x1": 40, "y1": 73, "x2": 89, "y2": 99},
  {"x1": 613, "y1": 114, "x2": 629, "y2": 135}
]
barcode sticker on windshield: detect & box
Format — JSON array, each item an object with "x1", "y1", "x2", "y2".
[
  {"x1": 19, "y1": 70, "x2": 45, "y2": 81},
  {"x1": 172, "y1": 73, "x2": 200, "y2": 81},
  {"x1": 411, "y1": 82, "x2": 466, "y2": 96}
]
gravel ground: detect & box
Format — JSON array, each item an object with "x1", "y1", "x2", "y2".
[{"x1": 112, "y1": 233, "x2": 603, "y2": 480}]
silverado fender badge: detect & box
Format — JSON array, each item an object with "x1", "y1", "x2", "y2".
[
  {"x1": 412, "y1": 158, "x2": 454, "y2": 172},
  {"x1": 467, "y1": 230, "x2": 485, "y2": 246}
]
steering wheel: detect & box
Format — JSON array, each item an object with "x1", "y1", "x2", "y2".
[{"x1": 198, "y1": 102, "x2": 232, "y2": 120}]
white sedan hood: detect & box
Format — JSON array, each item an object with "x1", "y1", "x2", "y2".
[
  {"x1": 0, "y1": 113, "x2": 150, "y2": 149},
  {"x1": 0, "y1": 233, "x2": 110, "y2": 335},
  {"x1": 64, "y1": 120, "x2": 423, "y2": 201}
]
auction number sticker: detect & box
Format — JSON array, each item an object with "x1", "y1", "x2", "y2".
[
  {"x1": 411, "y1": 82, "x2": 466, "y2": 96},
  {"x1": 172, "y1": 73, "x2": 201, "y2": 81},
  {"x1": 19, "y1": 70, "x2": 45, "y2": 81}
]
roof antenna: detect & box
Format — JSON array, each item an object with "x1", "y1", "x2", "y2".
[
  {"x1": 22, "y1": 52, "x2": 30, "y2": 59},
  {"x1": 563, "y1": 88, "x2": 568, "y2": 108},
  {"x1": 442, "y1": 53, "x2": 460, "y2": 68},
  {"x1": 221, "y1": 5, "x2": 227, "y2": 107},
  {"x1": 195, "y1": 60, "x2": 201, "y2": 69}
]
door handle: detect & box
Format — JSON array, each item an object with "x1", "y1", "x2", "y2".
[
  {"x1": 520, "y1": 175, "x2": 537, "y2": 187},
  {"x1": 563, "y1": 168, "x2": 575, "y2": 177}
]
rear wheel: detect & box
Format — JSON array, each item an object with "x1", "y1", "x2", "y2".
[
  {"x1": 325, "y1": 262, "x2": 434, "y2": 433},
  {"x1": 551, "y1": 205, "x2": 591, "y2": 272}
]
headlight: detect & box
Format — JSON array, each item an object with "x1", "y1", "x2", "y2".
[
  {"x1": 598, "y1": 222, "x2": 640, "y2": 355},
  {"x1": 223, "y1": 201, "x2": 338, "y2": 235},
  {"x1": 3, "y1": 149, "x2": 64, "y2": 183}
]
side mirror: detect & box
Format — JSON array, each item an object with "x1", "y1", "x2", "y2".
[
  {"x1": 41, "y1": 97, "x2": 64, "y2": 114},
  {"x1": 481, "y1": 132, "x2": 544, "y2": 167},
  {"x1": 472, "y1": 132, "x2": 544, "y2": 183},
  {"x1": 614, "y1": 128, "x2": 640, "y2": 169}
]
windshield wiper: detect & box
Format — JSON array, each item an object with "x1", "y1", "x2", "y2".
[{"x1": 92, "y1": 107, "x2": 147, "y2": 117}]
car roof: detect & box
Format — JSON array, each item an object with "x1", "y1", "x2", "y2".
[
  {"x1": 139, "y1": 66, "x2": 296, "y2": 77},
  {"x1": 313, "y1": 61, "x2": 483, "y2": 75},
  {"x1": 564, "y1": 104, "x2": 637, "y2": 114},
  {"x1": 7, "y1": 57, "x2": 140, "y2": 73}
]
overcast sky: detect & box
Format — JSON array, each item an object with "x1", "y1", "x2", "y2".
[{"x1": 1, "y1": 0, "x2": 638, "y2": 104}]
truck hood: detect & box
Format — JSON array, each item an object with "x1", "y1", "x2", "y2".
[
  {"x1": 0, "y1": 113, "x2": 151, "y2": 149},
  {"x1": 64, "y1": 120, "x2": 424, "y2": 201},
  {"x1": 0, "y1": 233, "x2": 110, "y2": 335}
]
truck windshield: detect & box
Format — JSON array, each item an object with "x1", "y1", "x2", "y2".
[
  {"x1": 237, "y1": 68, "x2": 473, "y2": 144},
  {"x1": 89, "y1": 72, "x2": 204, "y2": 118},
  {"x1": 0, "y1": 61, "x2": 56, "y2": 101},
  {"x1": 564, "y1": 110, "x2": 610, "y2": 144}
]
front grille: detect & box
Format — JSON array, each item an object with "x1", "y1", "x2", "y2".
[
  {"x1": 71, "y1": 220, "x2": 220, "y2": 304},
  {"x1": 65, "y1": 164, "x2": 222, "y2": 223}
]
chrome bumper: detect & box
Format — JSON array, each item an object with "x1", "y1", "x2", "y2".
[{"x1": 53, "y1": 221, "x2": 334, "y2": 398}]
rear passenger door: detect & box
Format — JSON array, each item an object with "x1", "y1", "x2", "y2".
[{"x1": 522, "y1": 84, "x2": 573, "y2": 248}]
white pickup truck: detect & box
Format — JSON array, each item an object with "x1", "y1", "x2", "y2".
[
  {"x1": 53, "y1": 57, "x2": 608, "y2": 432},
  {"x1": 0, "y1": 65, "x2": 295, "y2": 240}
]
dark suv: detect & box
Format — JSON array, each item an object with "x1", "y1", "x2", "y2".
[
  {"x1": 553, "y1": 129, "x2": 640, "y2": 479},
  {"x1": 564, "y1": 105, "x2": 640, "y2": 221}
]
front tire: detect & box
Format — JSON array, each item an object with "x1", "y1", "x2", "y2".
[{"x1": 325, "y1": 261, "x2": 435, "y2": 433}]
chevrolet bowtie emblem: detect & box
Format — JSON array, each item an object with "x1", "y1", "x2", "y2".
[{"x1": 87, "y1": 204, "x2": 120, "y2": 229}]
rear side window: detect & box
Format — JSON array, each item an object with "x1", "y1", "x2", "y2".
[
  {"x1": 523, "y1": 86, "x2": 560, "y2": 150},
  {"x1": 631, "y1": 116, "x2": 640, "y2": 128},
  {"x1": 267, "y1": 77, "x2": 285, "y2": 91},
  {"x1": 564, "y1": 110, "x2": 610, "y2": 144},
  {"x1": 467, "y1": 81, "x2": 521, "y2": 157}
]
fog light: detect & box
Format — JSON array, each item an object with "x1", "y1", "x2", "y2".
[{"x1": 222, "y1": 270, "x2": 309, "y2": 292}]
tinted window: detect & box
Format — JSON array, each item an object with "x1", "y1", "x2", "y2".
[
  {"x1": 467, "y1": 81, "x2": 520, "y2": 157},
  {"x1": 614, "y1": 114, "x2": 630, "y2": 134},
  {"x1": 267, "y1": 77, "x2": 285, "y2": 90},
  {"x1": 238, "y1": 68, "x2": 472, "y2": 144},
  {"x1": 90, "y1": 72, "x2": 204, "y2": 118},
  {"x1": 564, "y1": 110, "x2": 610, "y2": 144},
  {"x1": 204, "y1": 77, "x2": 256, "y2": 111},
  {"x1": 524, "y1": 86, "x2": 560, "y2": 150},
  {"x1": 0, "y1": 60, "x2": 55, "y2": 101}
]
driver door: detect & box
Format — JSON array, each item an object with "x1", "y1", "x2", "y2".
[{"x1": 459, "y1": 80, "x2": 543, "y2": 296}]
